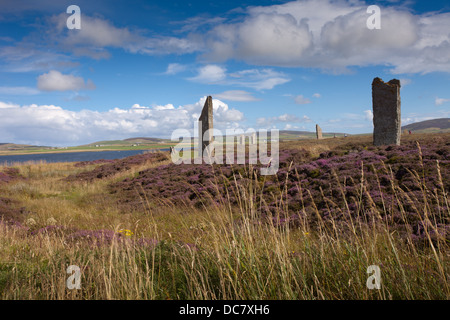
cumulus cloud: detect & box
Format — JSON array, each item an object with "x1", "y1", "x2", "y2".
[
  {"x1": 11, "y1": 1, "x2": 450, "y2": 75},
  {"x1": 189, "y1": 64, "x2": 227, "y2": 83},
  {"x1": 0, "y1": 97, "x2": 244, "y2": 146},
  {"x1": 205, "y1": 12, "x2": 313, "y2": 65},
  {"x1": 198, "y1": 0, "x2": 450, "y2": 74},
  {"x1": 37, "y1": 70, "x2": 95, "y2": 92}
]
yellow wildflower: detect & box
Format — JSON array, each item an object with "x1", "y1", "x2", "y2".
[{"x1": 118, "y1": 229, "x2": 134, "y2": 236}]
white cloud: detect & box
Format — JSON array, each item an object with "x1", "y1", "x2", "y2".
[
  {"x1": 284, "y1": 124, "x2": 299, "y2": 130},
  {"x1": 198, "y1": 0, "x2": 450, "y2": 74},
  {"x1": 364, "y1": 110, "x2": 373, "y2": 121},
  {"x1": 192, "y1": 96, "x2": 244, "y2": 123},
  {"x1": 257, "y1": 113, "x2": 310, "y2": 127},
  {"x1": 221, "y1": 13, "x2": 312, "y2": 65},
  {"x1": 189, "y1": 66, "x2": 290, "y2": 90},
  {"x1": 435, "y1": 97, "x2": 450, "y2": 106},
  {"x1": 47, "y1": 13, "x2": 201, "y2": 58},
  {"x1": 37, "y1": 70, "x2": 95, "y2": 92},
  {"x1": 312, "y1": 93, "x2": 321, "y2": 98},
  {"x1": 0, "y1": 97, "x2": 244, "y2": 146},
  {"x1": 399, "y1": 78, "x2": 412, "y2": 86},
  {"x1": 0, "y1": 86, "x2": 40, "y2": 95},
  {"x1": 164, "y1": 63, "x2": 187, "y2": 75},
  {"x1": 214, "y1": 90, "x2": 260, "y2": 101},
  {"x1": 189, "y1": 64, "x2": 227, "y2": 83},
  {"x1": 228, "y1": 68, "x2": 290, "y2": 90},
  {"x1": 11, "y1": 2, "x2": 450, "y2": 75},
  {"x1": 294, "y1": 95, "x2": 312, "y2": 105},
  {"x1": 401, "y1": 110, "x2": 450, "y2": 126},
  {"x1": 0, "y1": 45, "x2": 80, "y2": 73},
  {"x1": 153, "y1": 104, "x2": 175, "y2": 111},
  {"x1": 325, "y1": 110, "x2": 374, "y2": 130}
]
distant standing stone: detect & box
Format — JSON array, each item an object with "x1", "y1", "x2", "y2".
[
  {"x1": 316, "y1": 124, "x2": 323, "y2": 140},
  {"x1": 198, "y1": 96, "x2": 214, "y2": 157},
  {"x1": 372, "y1": 77, "x2": 401, "y2": 146}
]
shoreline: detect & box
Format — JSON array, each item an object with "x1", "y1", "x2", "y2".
[{"x1": 0, "y1": 146, "x2": 176, "y2": 157}]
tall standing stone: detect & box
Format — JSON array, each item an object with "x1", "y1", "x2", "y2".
[
  {"x1": 198, "y1": 96, "x2": 214, "y2": 157},
  {"x1": 316, "y1": 124, "x2": 323, "y2": 140},
  {"x1": 372, "y1": 78, "x2": 401, "y2": 146}
]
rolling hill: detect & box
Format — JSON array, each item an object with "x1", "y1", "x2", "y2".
[{"x1": 402, "y1": 118, "x2": 450, "y2": 133}]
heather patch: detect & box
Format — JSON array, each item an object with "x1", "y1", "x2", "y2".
[
  {"x1": 0, "y1": 167, "x2": 23, "y2": 184},
  {"x1": 0, "y1": 197, "x2": 28, "y2": 224},
  {"x1": 74, "y1": 159, "x2": 115, "y2": 167},
  {"x1": 110, "y1": 139, "x2": 449, "y2": 243},
  {"x1": 65, "y1": 151, "x2": 169, "y2": 182}
]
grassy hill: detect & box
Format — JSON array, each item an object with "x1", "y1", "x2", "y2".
[
  {"x1": 0, "y1": 143, "x2": 50, "y2": 152},
  {"x1": 402, "y1": 118, "x2": 450, "y2": 133},
  {"x1": 279, "y1": 130, "x2": 348, "y2": 140}
]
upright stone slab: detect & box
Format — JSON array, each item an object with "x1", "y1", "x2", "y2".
[
  {"x1": 198, "y1": 96, "x2": 213, "y2": 157},
  {"x1": 372, "y1": 78, "x2": 401, "y2": 146},
  {"x1": 316, "y1": 124, "x2": 323, "y2": 140}
]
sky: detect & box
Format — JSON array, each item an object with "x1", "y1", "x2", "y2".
[{"x1": 1, "y1": 0, "x2": 450, "y2": 146}]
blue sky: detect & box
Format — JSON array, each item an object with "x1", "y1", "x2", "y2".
[{"x1": 0, "y1": 0, "x2": 450, "y2": 146}]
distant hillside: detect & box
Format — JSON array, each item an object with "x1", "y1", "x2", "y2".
[
  {"x1": 0, "y1": 143, "x2": 48, "y2": 151},
  {"x1": 83, "y1": 137, "x2": 169, "y2": 147},
  {"x1": 402, "y1": 118, "x2": 450, "y2": 133},
  {"x1": 279, "y1": 130, "x2": 348, "y2": 140},
  {"x1": 123, "y1": 137, "x2": 165, "y2": 143}
]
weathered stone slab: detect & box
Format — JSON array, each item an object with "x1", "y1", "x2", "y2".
[
  {"x1": 198, "y1": 96, "x2": 213, "y2": 157},
  {"x1": 316, "y1": 124, "x2": 323, "y2": 140},
  {"x1": 372, "y1": 78, "x2": 401, "y2": 146}
]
